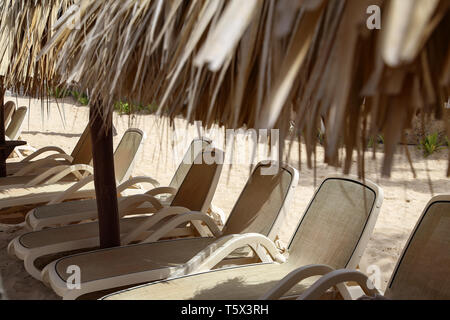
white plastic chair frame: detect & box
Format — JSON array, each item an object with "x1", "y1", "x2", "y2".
[{"x1": 43, "y1": 162, "x2": 299, "y2": 299}]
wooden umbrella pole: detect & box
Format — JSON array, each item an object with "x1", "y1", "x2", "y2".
[
  {"x1": 90, "y1": 102, "x2": 121, "y2": 248},
  {"x1": 0, "y1": 78, "x2": 6, "y2": 177}
]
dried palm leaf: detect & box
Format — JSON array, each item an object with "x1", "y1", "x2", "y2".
[
  {"x1": 0, "y1": 0, "x2": 74, "y2": 96},
  {"x1": 39, "y1": 0, "x2": 449, "y2": 177}
]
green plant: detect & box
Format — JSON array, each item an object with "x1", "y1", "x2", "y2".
[
  {"x1": 71, "y1": 90, "x2": 89, "y2": 106},
  {"x1": 146, "y1": 102, "x2": 159, "y2": 113},
  {"x1": 115, "y1": 101, "x2": 131, "y2": 114},
  {"x1": 49, "y1": 86, "x2": 70, "y2": 99},
  {"x1": 114, "y1": 100, "x2": 159, "y2": 114},
  {"x1": 420, "y1": 133, "x2": 445, "y2": 157},
  {"x1": 134, "y1": 103, "x2": 145, "y2": 113}
]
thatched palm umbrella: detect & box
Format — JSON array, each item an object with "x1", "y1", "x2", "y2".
[
  {"x1": 42, "y1": 0, "x2": 449, "y2": 247},
  {"x1": 0, "y1": 0, "x2": 74, "y2": 175}
]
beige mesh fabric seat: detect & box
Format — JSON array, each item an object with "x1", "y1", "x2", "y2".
[
  {"x1": 101, "y1": 176, "x2": 383, "y2": 300},
  {"x1": 8, "y1": 149, "x2": 224, "y2": 281},
  {"x1": 168, "y1": 138, "x2": 212, "y2": 189},
  {"x1": 280, "y1": 194, "x2": 450, "y2": 300},
  {"x1": 4, "y1": 106, "x2": 36, "y2": 158},
  {"x1": 0, "y1": 128, "x2": 145, "y2": 225},
  {"x1": 4, "y1": 101, "x2": 15, "y2": 128},
  {"x1": 24, "y1": 138, "x2": 213, "y2": 230},
  {"x1": 6, "y1": 124, "x2": 92, "y2": 176},
  {"x1": 40, "y1": 162, "x2": 298, "y2": 299},
  {"x1": 5, "y1": 106, "x2": 27, "y2": 140}
]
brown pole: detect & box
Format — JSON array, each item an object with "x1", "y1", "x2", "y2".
[
  {"x1": 0, "y1": 77, "x2": 7, "y2": 177},
  {"x1": 90, "y1": 102, "x2": 121, "y2": 248}
]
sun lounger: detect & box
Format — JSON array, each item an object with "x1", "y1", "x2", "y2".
[
  {"x1": 3, "y1": 101, "x2": 15, "y2": 128},
  {"x1": 268, "y1": 194, "x2": 450, "y2": 300},
  {"x1": 8, "y1": 148, "x2": 224, "y2": 281},
  {"x1": 5, "y1": 106, "x2": 27, "y2": 141},
  {"x1": 0, "y1": 128, "x2": 145, "y2": 224},
  {"x1": 100, "y1": 176, "x2": 383, "y2": 300},
  {"x1": 4, "y1": 106, "x2": 36, "y2": 158},
  {"x1": 23, "y1": 138, "x2": 213, "y2": 230},
  {"x1": 6, "y1": 124, "x2": 92, "y2": 176},
  {"x1": 39, "y1": 161, "x2": 299, "y2": 299}
]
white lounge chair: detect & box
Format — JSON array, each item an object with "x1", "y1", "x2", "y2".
[
  {"x1": 40, "y1": 161, "x2": 299, "y2": 299},
  {"x1": 24, "y1": 138, "x2": 213, "y2": 230},
  {"x1": 3, "y1": 101, "x2": 15, "y2": 128},
  {"x1": 267, "y1": 194, "x2": 450, "y2": 300},
  {"x1": 0, "y1": 128, "x2": 146, "y2": 225},
  {"x1": 6, "y1": 124, "x2": 92, "y2": 176},
  {"x1": 5, "y1": 106, "x2": 36, "y2": 159},
  {"x1": 101, "y1": 176, "x2": 383, "y2": 300},
  {"x1": 8, "y1": 148, "x2": 224, "y2": 281},
  {"x1": 0, "y1": 127, "x2": 145, "y2": 189}
]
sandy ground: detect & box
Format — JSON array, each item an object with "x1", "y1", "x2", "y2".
[{"x1": 0, "y1": 96, "x2": 449, "y2": 299}]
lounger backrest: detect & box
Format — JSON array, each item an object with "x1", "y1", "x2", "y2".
[
  {"x1": 221, "y1": 162, "x2": 298, "y2": 239},
  {"x1": 70, "y1": 125, "x2": 93, "y2": 165},
  {"x1": 4, "y1": 101, "x2": 15, "y2": 127},
  {"x1": 5, "y1": 106, "x2": 27, "y2": 140},
  {"x1": 170, "y1": 148, "x2": 223, "y2": 213},
  {"x1": 113, "y1": 128, "x2": 145, "y2": 184},
  {"x1": 169, "y1": 138, "x2": 212, "y2": 189},
  {"x1": 385, "y1": 195, "x2": 450, "y2": 300},
  {"x1": 287, "y1": 177, "x2": 382, "y2": 270}
]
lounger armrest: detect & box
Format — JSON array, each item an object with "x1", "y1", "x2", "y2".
[
  {"x1": 116, "y1": 176, "x2": 160, "y2": 194},
  {"x1": 140, "y1": 211, "x2": 223, "y2": 243},
  {"x1": 25, "y1": 164, "x2": 93, "y2": 187},
  {"x1": 14, "y1": 158, "x2": 64, "y2": 176},
  {"x1": 174, "y1": 233, "x2": 286, "y2": 277},
  {"x1": 121, "y1": 206, "x2": 192, "y2": 245},
  {"x1": 295, "y1": 269, "x2": 381, "y2": 300},
  {"x1": 259, "y1": 265, "x2": 336, "y2": 300},
  {"x1": 45, "y1": 164, "x2": 94, "y2": 184},
  {"x1": 145, "y1": 186, "x2": 178, "y2": 206},
  {"x1": 117, "y1": 188, "x2": 177, "y2": 216},
  {"x1": 28, "y1": 193, "x2": 164, "y2": 231},
  {"x1": 20, "y1": 146, "x2": 67, "y2": 162},
  {"x1": 118, "y1": 193, "x2": 164, "y2": 217},
  {"x1": 43, "y1": 153, "x2": 74, "y2": 162},
  {"x1": 47, "y1": 176, "x2": 95, "y2": 204},
  {"x1": 144, "y1": 186, "x2": 177, "y2": 197},
  {"x1": 24, "y1": 165, "x2": 71, "y2": 187}
]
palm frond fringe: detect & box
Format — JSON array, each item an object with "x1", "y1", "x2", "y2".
[
  {"x1": 0, "y1": 0, "x2": 74, "y2": 96},
  {"x1": 10, "y1": 0, "x2": 450, "y2": 176}
]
